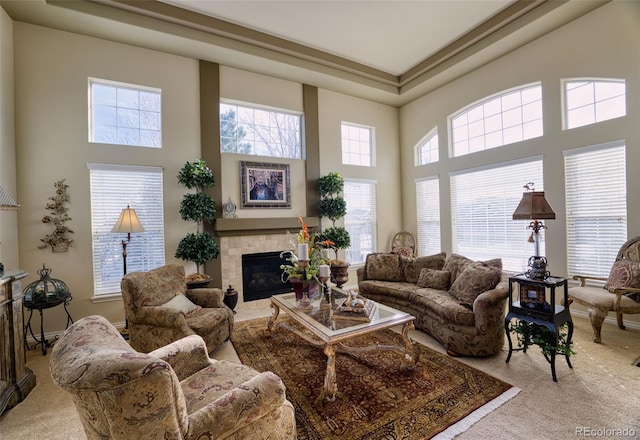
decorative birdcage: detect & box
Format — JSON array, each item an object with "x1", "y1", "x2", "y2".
[{"x1": 24, "y1": 264, "x2": 70, "y2": 305}]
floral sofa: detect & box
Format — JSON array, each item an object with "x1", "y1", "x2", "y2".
[
  {"x1": 357, "y1": 252, "x2": 509, "y2": 356},
  {"x1": 50, "y1": 315, "x2": 296, "y2": 440}
]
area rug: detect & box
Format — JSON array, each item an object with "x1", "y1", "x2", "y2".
[{"x1": 231, "y1": 316, "x2": 518, "y2": 440}]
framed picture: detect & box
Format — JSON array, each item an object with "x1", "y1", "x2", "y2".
[{"x1": 240, "y1": 161, "x2": 291, "y2": 208}]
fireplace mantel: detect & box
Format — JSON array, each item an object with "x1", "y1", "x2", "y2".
[{"x1": 213, "y1": 217, "x2": 319, "y2": 237}]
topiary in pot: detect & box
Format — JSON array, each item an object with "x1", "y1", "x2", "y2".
[
  {"x1": 316, "y1": 172, "x2": 351, "y2": 287},
  {"x1": 174, "y1": 160, "x2": 220, "y2": 282}
]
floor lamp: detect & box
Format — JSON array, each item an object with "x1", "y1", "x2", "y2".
[
  {"x1": 111, "y1": 205, "x2": 145, "y2": 338},
  {"x1": 0, "y1": 186, "x2": 19, "y2": 276}
]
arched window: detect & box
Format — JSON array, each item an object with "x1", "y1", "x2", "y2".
[
  {"x1": 415, "y1": 128, "x2": 438, "y2": 165},
  {"x1": 450, "y1": 83, "x2": 542, "y2": 157}
]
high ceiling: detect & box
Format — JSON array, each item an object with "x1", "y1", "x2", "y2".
[{"x1": 1, "y1": 0, "x2": 608, "y2": 106}]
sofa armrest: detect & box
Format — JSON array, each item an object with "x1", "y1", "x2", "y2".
[
  {"x1": 472, "y1": 279, "x2": 509, "y2": 331},
  {"x1": 186, "y1": 371, "x2": 288, "y2": 438},
  {"x1": 148, "y1": 335, "x2": 213, "y2": 381},
  {"x1": 187, "y1": 288, "x2": 226, "y2": 309},
  {"x1": 357, "y1": 266, "x2": 366, "y2": 284}
]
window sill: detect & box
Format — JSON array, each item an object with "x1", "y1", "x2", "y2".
[{"x1": 91, "y1": 292, "x2": 123, "y2": 304}]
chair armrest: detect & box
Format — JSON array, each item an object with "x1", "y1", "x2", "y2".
[
  {"x1": 137, "y1": 305, "x2": 191, "y2": 330},
  {"x1": 187, "y1": 371, "x2": 287, "y2": 439},
  {"x1": 187, "y1": 288, "x2": 225, "y2": 308},
  {"x1": 356, "y1": 267, "x2": 366, "y2": 284},
  {"x1": 148, "y1": 335, "x2": 213, "y2": 381},
  {"x1": 572, "y1": 275, "x2": 607, "y2": 287}
]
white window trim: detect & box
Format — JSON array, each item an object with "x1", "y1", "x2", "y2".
[
  {"x1": 415, "y1": 127, "x2": 439, "y2": 166},
  {"x1": 341, "y1": 121, "x2": 376, "y2": 167}
]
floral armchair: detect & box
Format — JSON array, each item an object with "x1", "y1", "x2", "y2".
[
  {"x1": 50, "y1": 315, "x2": 297, "y2": 440},
  {"x1": 569, "y1": 236, "x2": 640, "y2": 343},
  {"x1": 121, "y1": 264, "x2": 233, "y2": 353}
]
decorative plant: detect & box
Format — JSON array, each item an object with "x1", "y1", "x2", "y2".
[
  {"x1": 316, "y1": 172, "x2": 350, "y2": 264},
  {"x1": 38, "y1": 179, "x2": 74, "y2": 252},
  {"x1": 509, "y1": 321, "x2": 575, "y2": 359},
  {"x1": 280, "y1": 216, "x2": 331, "y2": 282},
  {"x1": 174, "y1": 160, "x2": 219, "y2": 277}
]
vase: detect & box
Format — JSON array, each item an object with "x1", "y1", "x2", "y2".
[
  {"x1": 330, "y1": 262, "x2": 350, "y2": 289},
  {"x1": 290, "y1": 278, "x2": 320, "y2": 301}
]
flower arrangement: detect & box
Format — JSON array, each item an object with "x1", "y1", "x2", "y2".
[{"x1": 280, "y1": 216, "x2": 332, "y2": 282}]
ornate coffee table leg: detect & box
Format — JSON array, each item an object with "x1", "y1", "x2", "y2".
[
  {"x1": 267, "y1": 302, "x2": 280, "y2": 333},
  {"x1": 400, "y1": 321, "x2": 419, "y2": 367},
  {"x1": 323, "y1": 344, "x2": 337, "y2": 401}
]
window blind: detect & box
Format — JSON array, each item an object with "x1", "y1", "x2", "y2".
[
  {"x1": 416, "y1": 177, "x2": 441, "y2": 256},
  {"x1": 344, "y1": 179, "x2": 377, "y2": 264},
  {"x1": 450, "y1": 157, "x2": 543, "y2": 272},
  {"x1": 89, "y1": 163, "x2": 165, "y2": 295},
  {"x1": 564, "y1": 141, "x2": 627, "y2": 278}
]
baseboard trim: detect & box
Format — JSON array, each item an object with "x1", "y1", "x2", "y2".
[{"x1": 570, "y1": 309, "x2": 640, "y2": 331}]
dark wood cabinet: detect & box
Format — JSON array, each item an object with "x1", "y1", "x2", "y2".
[{"x1": 0, "y1": 270, "x2": 36, "y2": 416}]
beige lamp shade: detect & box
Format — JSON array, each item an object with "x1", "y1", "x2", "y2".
[
  {"x1": 512, "y1": 191, "x2": 556, "y2": 220},
  {"x1": 0, "y1": 186, "x2": 19, "y2": 211},
  {"x1": 111, "y1": 205, "x2": 145, "y2": 234}
]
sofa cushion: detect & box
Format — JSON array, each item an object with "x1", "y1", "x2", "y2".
[
  {"x1": 160, "y1": 294, "x2": 201, "y2": 316},
  {"x1": 416, "y1": 268, "x2": 451, "y2": 290},
  {"x1": 604, "y1": 259, "x2": 640, "y2": 290},
  {"x1": 411, "y1": 289, "x2": 476, "y2": 327},
  {"x1": 401, "y1": 252, "x2": 447, "y2": 283},
  {"x1": 365, "y1": 253, "x2": 403, "y2": 282},
  {"x1": 442, "y1": 254, "x2": 473, "y2": 283},
  {"x1": 449, "y1": 261, "x2": 502, "y2": 308}
]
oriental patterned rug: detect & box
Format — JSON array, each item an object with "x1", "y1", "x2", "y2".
[{"x1": 231, "y1": 316, "x2": 518, "y2": 440}]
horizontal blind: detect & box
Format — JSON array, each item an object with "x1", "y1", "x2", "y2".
[
  {"x1": 89, "y1": 164, "x2": 165, "y2": 295},
  {"x1": 344, "y1": 179, "x2": 377, "y2": 264},
  {"x1": 564, "y1": 141, "x2": 627, "y2": 278},
  {"x1": 451, "y1": 158, "x2": 543, "y2": 272},
  {"x1": 416, "y1": 177, "x2": 440, "y2": 256}
]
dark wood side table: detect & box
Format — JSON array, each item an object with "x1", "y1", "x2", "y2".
[
  {"x1": 23, "y1": 293, "x2": 73, "y2": 356},
  {"x1": 505, "y1": 274, "x2": 573, "y2": 382}
]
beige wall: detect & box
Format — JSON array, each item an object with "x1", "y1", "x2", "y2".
[{"x1": 399, "y1": 1, "x2": 640, "y2": 323}]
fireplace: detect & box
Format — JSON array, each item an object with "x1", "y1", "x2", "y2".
[{"x1": 242, "y1": 251, "x2": 291, "y2": 301}]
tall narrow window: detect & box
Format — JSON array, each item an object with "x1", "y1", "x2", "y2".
[
  {"x1": 344, "y1": 179, "x2": 377, "y2": 264},
  {"x1": 450, "y1": 83, "x2": 542, "y2": 157},
  {"x1": 89, "y1": 164, "x2": 165, "y2": 296},
  {"x1": 564, "y1": 141, "x2": 627, "y2": 278},
  {"x1": 341, "y1": 122, "x2": 374, "y2": 166},
  {"x1": 416, "y1": 177, "x2": 441, "y2": 256},
  {"x1": 416, "y1": 129, "x2": 439, "y2": 165},
  {"x1": 220, "y1": 101, "x2": 302, "y2": 158},
  {"x1": 89, "y1": 78, "x2": 161, "y2": 147},
  {"x1": 450, "y1": 158, "x2": 543, "y2": 272},
  {"x1": 563, "y1": 79, "x2": 626, "y2": 130}
]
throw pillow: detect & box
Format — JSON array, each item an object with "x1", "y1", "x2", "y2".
[
  {"x1": 160, "y1": 294, "x2": 201, "y2": 316},
  {"x1": 401, "y1": 252, "x2": 447, "y2": 283},
  {"x1": 365, "y1": 253, "x2": 403, "y2": 282},
  {"x1": 442, "y1": 254, "x2": 473, "y2": 283},
  {"x1": 604, "y1": 259, "x2": 640, "y2": 290},
  {"x1": 449, "y1": 261, "x2": 502, "y2": 308},
  {"x1": 416, "y1": 268, "x2": 451, "y2": 290}
]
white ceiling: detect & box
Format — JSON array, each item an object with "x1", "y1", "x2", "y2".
[
  {"x1": 1, "y1": 0, "x2": 609, "y2": 106},
  {"x1": 158, "y1": 0, "x2": 514, "y2": 76}
]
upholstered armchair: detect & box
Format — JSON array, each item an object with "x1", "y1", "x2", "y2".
[
  {"x1": 50, "y1": 315, "x2": 296, "y2": 440},
  {"x1": 121, "y1": 264, "x2": 233, "y2": 353},
  {"x1": 569, "y1": 236, "x2": 640, "y2": 343}
]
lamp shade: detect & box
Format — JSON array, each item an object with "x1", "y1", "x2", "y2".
[
  {"x1": 111, "y1": 205, "x2": 145, "y2": 234},
  {"x1": 512, "y1": 191, "x2": 556, "y2": 220},
  {"x1": 0, "y1": 186, "x2": 19, "y2": 211}
]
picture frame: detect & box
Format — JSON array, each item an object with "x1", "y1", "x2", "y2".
[
  {"x1": 518, "y1": 281, "x2": 546, "y2": 310},
  {"x1": 240, "y1": 161, "x2": 291, "y2": 208}
]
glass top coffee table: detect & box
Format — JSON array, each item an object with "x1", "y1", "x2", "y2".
[{"x1": 268, "y1": 289, "x2": 418, "y2": 401}]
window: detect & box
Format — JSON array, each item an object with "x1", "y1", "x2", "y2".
[
  {"x1": 450, "y1": 158, "x2": 544, "y2": 272},
  {"x1": 341, "y1": 122, "x2": 374, "y2": 166},
  {"x1": 416, "y1": 177, "x2": 441, "y2": 256},
  {"x1": 89, "y1": 164, "x2": 165, "y2": 296},
  {"x1": 564, "y1": 141, "x2": 627, "y2": 279},
  {"x1": 563, "y1": 79, "x2": 626, "y2": 130},
  {"x1": 416, "y1": 129, "x2": 439, "y2": 165},
  {"x1": 89, "y1": 78, "x2": 161, "y2": 147},
  {"x1": 344, "y1": 179, "x2": 377, "y2": 264},
  {"x1": 450, "y1": 83, "x2": 543, "y2": 157},
  {"x1": 220, "y1": 101, "x2": 302, "y2": 158}
]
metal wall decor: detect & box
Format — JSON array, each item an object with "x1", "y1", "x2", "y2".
[{"x1": 38, "y1": 179, "x2": 74, "y2": 252}]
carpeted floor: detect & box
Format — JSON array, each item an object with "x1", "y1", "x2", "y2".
[{"x1": 231, "y1": 316, "x2": 517, "y2": 440}]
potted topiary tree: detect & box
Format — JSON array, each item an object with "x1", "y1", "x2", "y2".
[
  {"x1": 174, "y1": 160, "x2": 220, "y2": 288},
  {"x1": 316, "y1": 172, "x2": 351, "y2": 288}
]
